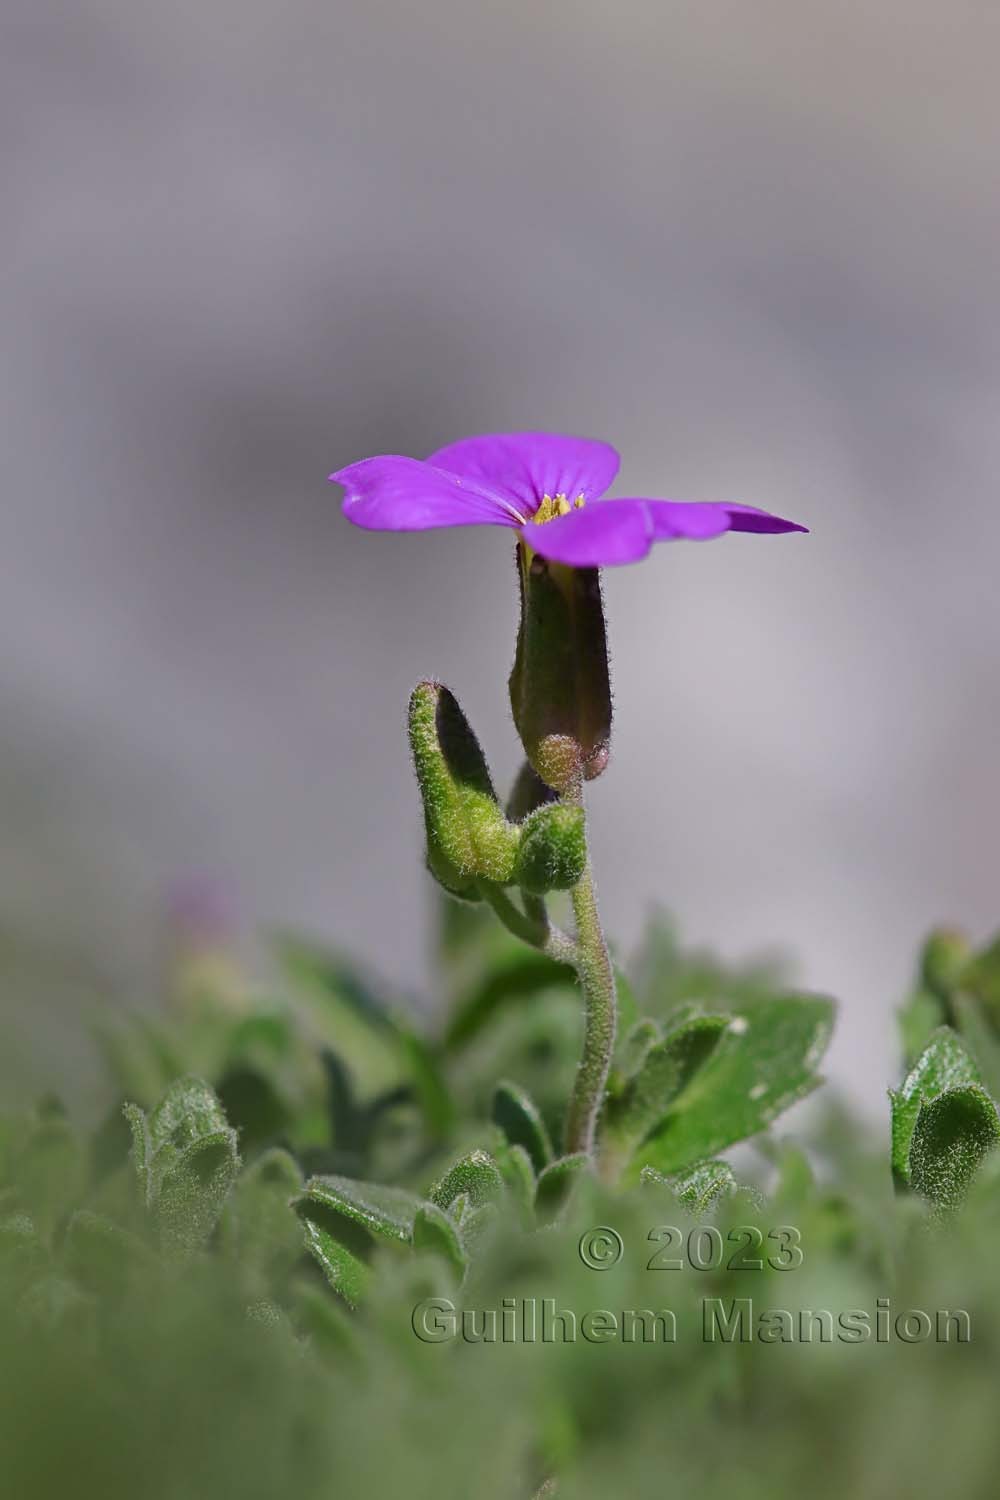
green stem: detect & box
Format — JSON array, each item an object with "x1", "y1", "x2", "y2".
[
  {"x1": 562, "y1": 784, "x2": 617, "y2": 1157},
  {"x1": 477, "y1": 883, "x2": 577, "y2": 968},
  {"x1": 480, "y1": 782, "x2": 616, "y2": 1158}
]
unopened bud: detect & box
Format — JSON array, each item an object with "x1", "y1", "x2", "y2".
[
  {"x1": 408, "y1": 681, "x2": 519, "y2": 894},
  {"x1": 514, "y1": 803, "x2": 587, "y2": 894},
  {"x1": 508, "y1": 545, "x2": 612, "y2": 792}
]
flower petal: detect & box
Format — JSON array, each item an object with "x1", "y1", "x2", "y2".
[
  {"x1": 717, "y1": 503, "x2": 809, "y2": 535},
  {"x1": 332, "y1": 456, "x2": 520, "y2": 531},
  {"x1": 427, "y1": 432, "x2": 620, "y2": 516},
  {"x1": 646, "y1": 500, "x2": 807, "y2": 539},
  {"x1": 523, "y1": 498, "x2": 808, "y2": 568},
  {"x1": 520, "y1": 499, "x2": 654, "y2": 568}
]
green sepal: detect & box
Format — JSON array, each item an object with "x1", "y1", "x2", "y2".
[
  {"x1": 514, "y1": 803, "x2": 587, "y2": 894},
  {"x1": 408, "y1": 680, "x2": 519, "y2": 891},
  {"x1": 509, "y1": 547, "x2": 612, "y2": 791}
]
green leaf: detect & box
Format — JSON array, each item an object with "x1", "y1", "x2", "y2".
[
  {"x1": 613, "y1": 1018, "x2": 662, "y2": 1083},
  {"x1": 291, "y1": 1275, "x2": 363, "y2": 1358},
  {"x1": 17, "y1": 1273, "x2": 96, "y2": 1342},
  {"x1": 297, "y1": 1173, "x2": 424, "y2": 1246},
  {"x1": 216, "y1": 1067, "x2": 292, "y2": 1152},
  {"x1": 954, "y1": 993, "x2": 1000, "y2": 1100},
  {"x1": 156, "y1": 1130, "x2": 241, "y2": 1256},
  {"x1": 958, "y1": 933, "x2": 1000, "y2": 1023},
  {"x1": 123, "y1": 1101, "x2": 151, "y2": 1202},
  {"x1": 300, "y1": 1216, "x2": 371, "y2": 1309},
  {"x1": 0, "y1": 1211, "x2": 45, "y2": 1296},
  {"x1": 412, "y1": 1203, "x2": 467, "y2": 1279},
  {"x1": 908, "y1": 1085, "x2": 1000, "y2": 1213},
  {"x1": 129, "y1": 1078, "x2": 241, "y2": 1254},
  {"x1": 12, "y1": 1116, "x2": 88, "y2": 1241},
  {"x1": 492, "y1": 1081, "x2": 553, "y2": 1172},
  {"x1": 63, "y1": 1211, "x2": 155, "y2": 1298},
  {"x1": 430, "y1": 1150, "x2": 504, "y2": 1213},
  {"x1": 444, "y1": 951, "x2": 575, "y2": 1051},
  {"x1": 495, "y1": 1143, "x2": 537, "y2": 1219},
  {"x1": 898, "y1": 989, "x2": 947, "y2": 1070},
  {"x1": 395, "y1": 1027, "x2": 456, "y2": 1138},
  {"x1": 602, "y1": 1016, "x2": 729, "y2": 1162},
  {"x1": 295, "y1": 1174, "x2": 452, "y2": 1308},
  {"x1": 219, "y1": 1149, "x2": 304, "y2": 1284},
  {"x1": 453, "y1": 1199, "x2": 500, "y2": 1252},
  {"x1": 889, "y1": 1026, "x2": 983, "y2": 1185},
  {"x1": 535, "y1": 1154, "x2": 590, "y2": 1224},
  {"x1": 635, "y1": 996, "x2": 835, "y2": 1175},
  {"x1": 274, "y1": 934, "x2": 404, "y2": 1094},
  {"x1": 640, "y1": 1159, "x2": 738, "y2": 1214},
  {"x1": 148, "y1": 1074, "x2": 230, "y2": 1156}
]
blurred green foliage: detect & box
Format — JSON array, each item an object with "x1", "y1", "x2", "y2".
[{"x1": 3, "y1": 908, "x2": 1000, "y2": 1497}]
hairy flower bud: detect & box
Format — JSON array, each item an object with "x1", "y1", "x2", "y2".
[
  {"x1": 513, "y1": 803, "x2": 588, "y2": 894},
  {"x1": 508, "y1": 544, "x2": 612, "y2": 792},
  {"x1": 408, "y1": 681, "x2": 520, "y2": 896}
]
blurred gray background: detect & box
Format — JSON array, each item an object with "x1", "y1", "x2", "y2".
[{"x1": 4, "y1": 0, "x2": 999, "y2": 1113}]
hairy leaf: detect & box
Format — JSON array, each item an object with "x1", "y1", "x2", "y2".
[
  {"x1": 492, "y1": 1080, "x2": 553, "y2": 1172},
  {"x1": 890, "y1": 1026, "x2": 982, "y2": 1185},
  {"x1": 635, "y1": 996, "x2": 835, "y2": 1175},
  {"x1": 908, "y1": 1085, "x2": 1000, "y2": 1212}
]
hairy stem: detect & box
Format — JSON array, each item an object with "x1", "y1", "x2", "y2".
[
  {"x1": 480, "y1": 780, "x2": 616, "y2": 1158},
  {"x1": 562, "y1": 783, "x2": 617, "y2": 1157},
  {"x1": 477, "y1": 882, "x2": 578, "y2": 968}
]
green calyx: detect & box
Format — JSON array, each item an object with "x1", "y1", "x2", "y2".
[
  {"x1": 508, "y1": 544, "x2": 612, "y2": 792},
  {"x1": 513, "y1": 803, "x2": 587, "y2": 894},
  {"x1": 408, "y1": 682, "x2": 520, "y2": 895}
]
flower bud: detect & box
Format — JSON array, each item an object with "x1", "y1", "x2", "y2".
[
  {"x1": 408, "y1": 681, "x2": 520, "y2": 895},
  {"x1": 508, "y1": 545, "x2": 612, "y2": 792},
  {"x1": 514, "y1": 802, "x2": 588, "y2": 894}
]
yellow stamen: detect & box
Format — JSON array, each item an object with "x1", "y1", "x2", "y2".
[{"x1": 532, "y1": 492, "x2": 586, "y2": 524}]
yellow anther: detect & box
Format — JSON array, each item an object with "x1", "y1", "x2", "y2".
[{"x1": 532, "y1": 492, "x2": 586, "y2": 525}]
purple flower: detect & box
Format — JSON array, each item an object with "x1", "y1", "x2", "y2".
[{"x1": 331, "y1": 432, "x2": 806, "y2": 568}]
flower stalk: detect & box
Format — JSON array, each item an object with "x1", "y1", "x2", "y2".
[{"x1": 561, "y1": 778, "x2": 617, "y2": 1156}]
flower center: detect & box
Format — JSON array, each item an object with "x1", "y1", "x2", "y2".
[{"x1": 531, "y1": 492, "x2": 585, "y2": 525}]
